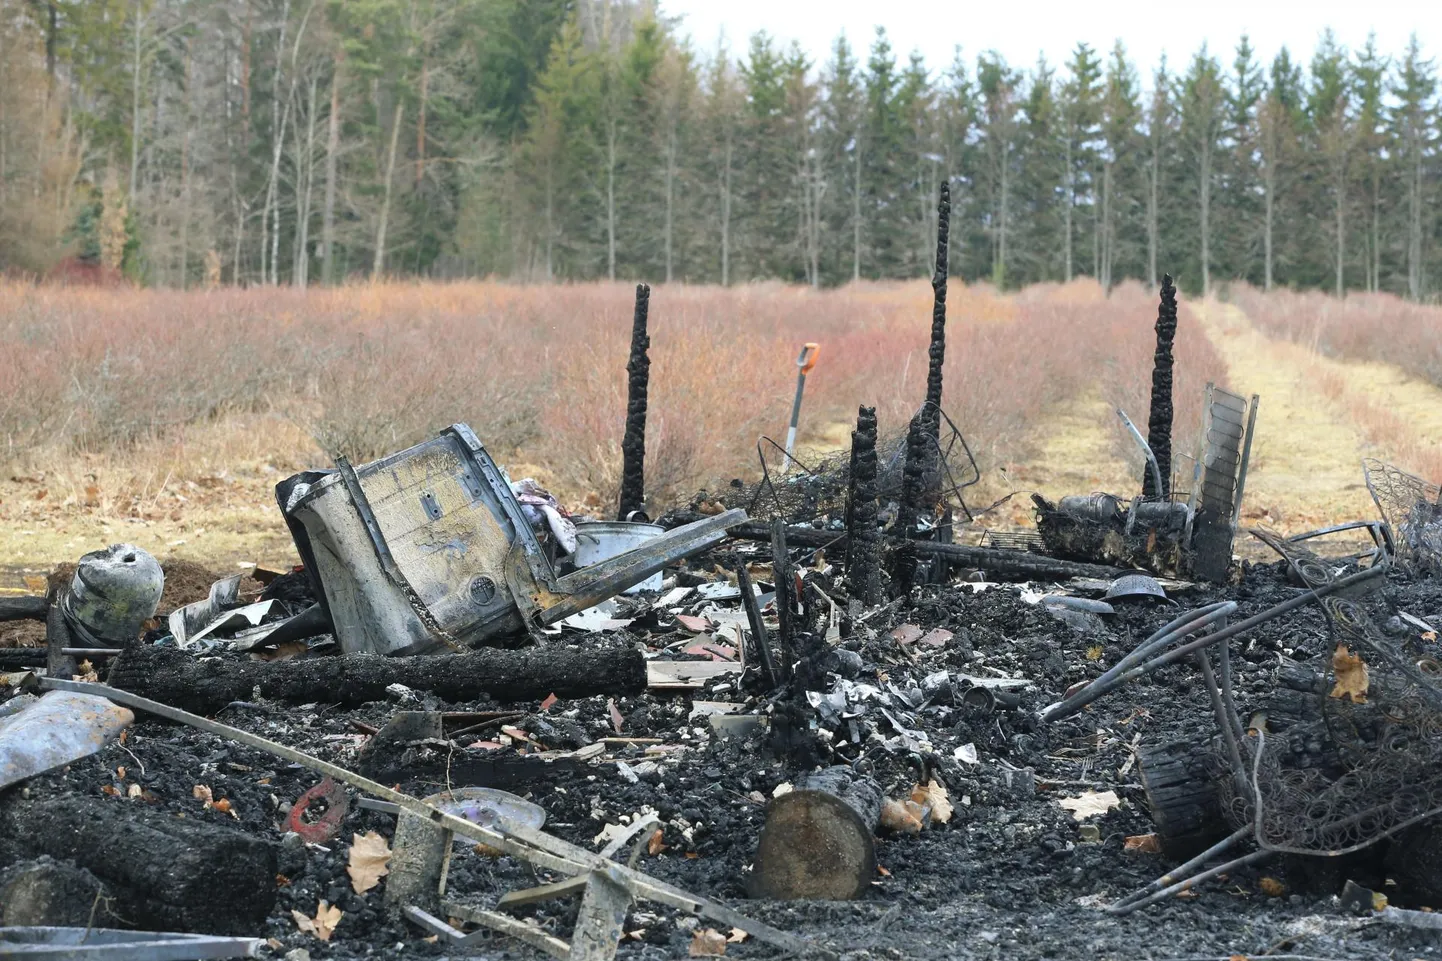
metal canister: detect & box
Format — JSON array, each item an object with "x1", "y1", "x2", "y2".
[{"x1": 62, "y1": 544, "x2": 164, "y2": 644}]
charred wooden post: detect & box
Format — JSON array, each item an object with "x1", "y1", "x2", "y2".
[
  {"x1": 45, "y1": 600, "x2": 75, "y2": 680},
  {"x1": 924, "y1": 181, "x2": 951, "y2": 444},
  {"x1": 1142, "y1": 274, "x2": 1178, "y2": 499},
  {"x1": 1137, "y1": 737, "x2": 1227, "y2": 858},
  {"x1": 750, "y1": 766, "x2": 883, "y2": 900},
  {"x1": 770, "y1": 519, "x2": 796, "y2": 674},
  {"x1": 889, "y1": 411, "x2": 930, "y2": 592},
  {"x1": 106, "y1": 642, "x2": 647, "y2": 715},
  {"x1": 617, "y1": 283, "x2": 652, "y2": 521},
  {"x1": 735, "y1": 561, "x2": 779, "y2": 689},
  {"x1": 846, "y1": 406, "x2": 882, "y2": 604}
]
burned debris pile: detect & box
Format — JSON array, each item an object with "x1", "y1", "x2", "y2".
[{"x1": 5, "y1": 209, "x2": 1442, "y2": 960}]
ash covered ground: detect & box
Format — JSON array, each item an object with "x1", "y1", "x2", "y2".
[{"x1": 6, "y1": 550, "x2": 1442, "y2": 961}]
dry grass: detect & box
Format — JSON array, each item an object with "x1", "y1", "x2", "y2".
[
  {"x1": 1, "y1": 277, "x2": 1226, "y2": 566},
  {"x1": 1229, "y1": 283, "x2": 1442, "y2": 386}
]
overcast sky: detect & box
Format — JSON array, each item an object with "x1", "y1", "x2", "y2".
[{"x1": 661, "y1": 0, "x2": 1439, "y2": 79}]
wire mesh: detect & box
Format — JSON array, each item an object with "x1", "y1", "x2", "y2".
[{"x1": 1364, "y1": 458, "x2": 1442, "y2": 576}]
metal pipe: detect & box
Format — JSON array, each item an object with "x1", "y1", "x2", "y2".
[
  {"x1": 1231, "y1": 394, "x2": 1260, "y2": 532},
  {"x1": 1117, "y1": 407, "x2": 1164, "y2": 501}
]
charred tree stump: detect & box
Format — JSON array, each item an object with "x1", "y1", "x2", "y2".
[
  {"x1": 1142, "y1": 274, "x2": 1178, "y2": 499},
  {"x1": 846, "y1": 406, "x2": 882, "y2": 605},
  {"x1": 0, "y1": 795, "x2": 277, "y2": 934},
  {"x1": 617, "y1": 283, "x2": 651, "y2": 521},
  {"x1": 107, "y1": 643, "x2": 647, "y2": 715},
  {"x1": 1137, "y1": 737, "x2": 1228, "y2": 858},
  {"x1": 750, "y1": 766, "x2": 883, "y2": 900}
]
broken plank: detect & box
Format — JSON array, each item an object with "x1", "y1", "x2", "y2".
[{"x1": 646, "y1": 661, "x2": 740, "y2": 689}]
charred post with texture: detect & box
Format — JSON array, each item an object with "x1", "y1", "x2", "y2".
[
  {"x1": 1143, "y1": 274, "x2": 1178, "y2": 499},
  {"x1": 617, "y1": 283, "x2": 651, "y2": 520}
]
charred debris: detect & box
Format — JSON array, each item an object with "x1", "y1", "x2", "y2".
[{"x1": 5, "y1": 199, "x2": 1442, "y2": 960}]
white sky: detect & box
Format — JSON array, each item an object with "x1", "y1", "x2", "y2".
[{"x1": 661, "y1": 0, "x2": 1439, "y2": 79}]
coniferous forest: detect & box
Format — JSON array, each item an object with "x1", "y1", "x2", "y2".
[{"x1": 1, "y1": 0, "x2": 1439, "y2": 297}]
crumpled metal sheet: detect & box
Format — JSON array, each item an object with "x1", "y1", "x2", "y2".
[{"x1": 0, "y1": 690, "x2": 134, "y2": 791}]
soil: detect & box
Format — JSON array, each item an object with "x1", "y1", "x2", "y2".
[{"x1": 4, "y1": 543, "x2": 1442, "y2": 961}]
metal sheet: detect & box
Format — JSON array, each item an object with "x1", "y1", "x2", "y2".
[
  {"x1": 0, "y1": 927, "x2": 260, "y2": 960},
  {"x1": 0, "y1": 691, "x2": 134, "y2": 790}
]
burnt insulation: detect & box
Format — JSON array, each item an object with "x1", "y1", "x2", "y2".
[
  {"x1": 846, "y1": 405, "x2": 881, "y2": 605},
  {"x1": 617, "y1": 283, "x2": 651, "y2": 520},
  {"x1": 1142, "y1": 274, "x2": 1177, "y2": 499}
]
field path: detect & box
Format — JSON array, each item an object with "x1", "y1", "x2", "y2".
[
  {"x1": 1191, "y1": 301, "x2": 1375, "y2": 528},
  {"x1": 1193, "y1": 299, "x2": 1442, "y2": 531}
]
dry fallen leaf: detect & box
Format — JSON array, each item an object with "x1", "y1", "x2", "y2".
[
  {"x1": 292, "y1": 901, "x2": 343, "y2": 941},
  {"x1": 1124, "y1": 833, "x2": 1162, "y2": 854},
  {"x1": 647, "y1": 829, "x2": 666, "y2": 855},
  {"x1": 1085, "y1": 644, "x2": 1105, "y2": 662},
  {"x1": 348, "y1": 831, "x2": 392, "y2": 893},
  {"x1": 726, "y1": 928, "x2": 748, "y2": 943},
  {"x1": 689, "y1": 928, "x2": 728, "y2": 957},
  {"x1": 1423, "y1": 630, "x2": 1438, "y2": 642},
  {"x1": 912, "y1": 779, "x2": 953, "y2": 824},
  {"x1": 1057, "y1": 790, "x2": 1121, "y2": 821},
  {"x1": 193, "y1": 784, "x2": 213, "y2": 804},
  {"x1": 1259, "y1": 877, "x2": 1286, "y2": 897},
  {"x1": 540, "y1": 692, "x2": 559, "y2": 711},
  {"x1": 1330, "y1": 644, "x2": 1369, "y2": 703},
  {"x1": 608, "y1": 698, "x2": 625, "y2": 734},
  {"x1": 876, "y1": 865, "x2": 891, "y2": 877}
]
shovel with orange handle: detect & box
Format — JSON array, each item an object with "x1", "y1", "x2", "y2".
[{"x1": 783, "y1": 343, "x2": 820, "y2": 465}]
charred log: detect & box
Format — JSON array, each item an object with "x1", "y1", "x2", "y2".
[
  {"x1": 106, "y1": 642, "x2": 647, "y2": 715},
  {"x1": 750, "y1": 766, "x2": 883, "y2": 900},
  {"x1": 0, "y1": 596, "x2": 48, "y2": 622}
]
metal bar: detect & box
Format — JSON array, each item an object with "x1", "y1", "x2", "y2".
[
  {"x1": 1110, "y1": 825, "x2": 1251, "y2": 910},
  {"x1": 1108, "y1": 848, "x2": 1271, "y2": 915},
  {"x1": 442, "y1": 901, "x2": 572, "y2": 959},
  {"x1": 1231, "y1": 394, "x2": 1260, "y2": 532},
  {"x1": 1117, "y1": 407, "x2": 1164, "y2": 500},
  {"x1": 1195, "y1": 649, "x2": 1248, "y2": 795},
  {"x1": 0, "y1": 928, "x2": 263, "y2": 960},
  {"x1": 497, "y1": 874, "x2": 591, "y2": 909},
  {"x1": 39, "y1": 678, "x2": 828, "y2": 960}
]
